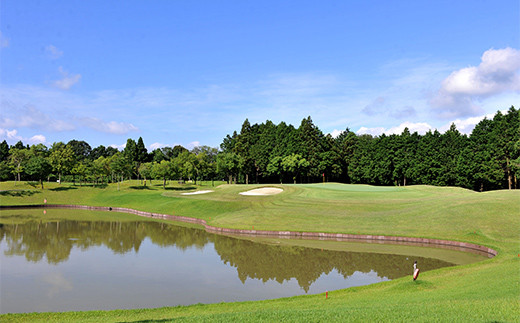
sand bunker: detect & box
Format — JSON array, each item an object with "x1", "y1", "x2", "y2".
[
  {"x1": 239, "y1": 187, "x2": 283, "y2": 196},
  {"x1": 181, "y1": 190, "x2": 213, "y2": 195}
]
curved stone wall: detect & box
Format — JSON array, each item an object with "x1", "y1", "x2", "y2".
[{"x1": 1, "y1": 204, "x2": 497, "y2": 257}]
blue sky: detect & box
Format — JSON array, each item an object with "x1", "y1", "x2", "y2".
[{"x1": 1, "y1": 1, "x2": 519, "y2": 151}]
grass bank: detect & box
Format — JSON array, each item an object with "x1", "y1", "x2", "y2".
[{"x1": 1, "y1": 181, "x2": 519, "y2": 322}]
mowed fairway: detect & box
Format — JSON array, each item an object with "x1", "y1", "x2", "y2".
[{"x1": 1, "y1": 181, "x2": 519, "y2": 322}]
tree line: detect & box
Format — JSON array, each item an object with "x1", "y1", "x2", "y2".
[
  {"x1": 1, "y1": 106, "x2": 518, "y2": 191},
  {"x1": 1, "y1": 136, "x2": 219, "y2": 189}
]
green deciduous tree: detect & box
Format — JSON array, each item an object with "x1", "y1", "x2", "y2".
[
  {"x1": 282, "y1": 154, "x2": 309, "y2": 184},
  {"x1": 8, "y1": 147, "x2": 29, "y2": 183},
  {"x1": 267, "y1": 156, "x2": 284, "y2": 184},
  {"x1": 110, "y1": 152, "x2": 131, "y2": 190},
  {"x1": 67, "y1": 140, "x2": 92, "y2": 162},
  {"x1": 174, "y1": 151, "x2": 193, "y2": 183},
  {"x1": 49, "y1": 143, "x2": 75, "y2": 184},
  {"x1": 217, "y1": 152, "x2": 240, "y2": 184},
  {"x1": 152, "y1": 160, "x2": 176, "y2": 189},
  {"x1": 138, "y1": 162, "x2": 153, "y2": 185},
  {"x1": 71, "y1": 161, "x2": 89, "y2": 186},
  {"x1": 92, "y1": 156, "x2": 111, "y2": 185},
  {"x1": 25, "y1": 156, "x2": 52, "y2": 189}
]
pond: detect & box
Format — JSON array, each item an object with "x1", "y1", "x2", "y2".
[{"x1": 0, "y1": 208, "x2": 484, "y2": 313}]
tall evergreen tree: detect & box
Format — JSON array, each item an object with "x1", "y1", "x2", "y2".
[
  {"x1": 234, "y1": 119, "x2": 254, "y2": 184},
  {"x1": 298, "y1": 116, "x2": 329, "y2": 180},
  {"x1": 0, "y1": 140, "x2": 9, "y2": 161},
  {"x1": 136, "y1": 137, "x2": 148, "y2": 163},
  {"x1": 348, "y1": 134, "x2": 375, "y2": 184},
  {"x1": 123, "y1": 139, "x2": 138, "y2": 163},
  {"x1": 334, "y1": 128, "x2": 357, "y2": 183},
  {"x1": 221, "y1": 131, "x2": 238, "y2": 153},
  {"x1": 492, "y1": 106, "x2": 520, "y2": 189},
  {"x1": 123, "y1": 138, "x2": 138, "y2": 178},
  {"x1": 393, "y1": 128, "x2": 419, "y2": 186},
  {"x1": 13, "y1": 141, "x2": 25, "y2": 150},
  {"x1": 460, "y1": 118, "x2": 502, "y2": 191},
  {"x1": 413, "y1": 130, "x2": 442, "y2": 185},
  {"x1": 250, "y1": 121, "x2": 277, "y2": 183}
]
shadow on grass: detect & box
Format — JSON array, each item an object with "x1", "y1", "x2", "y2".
[
  {"x1": 70, "y1": 183, "x2": 109, "y2": 189},
  {"x1": 0, "y1": 190, "x2": 41, "y2": 197},
  {"x1": 49, "y1": 186, "x2": 78, "y2": 192},
  {"x1": 27, "y1": 181, "x2": 39, "y2": 188},
  {"x1": 129, "y1": 186, "x2": 154, "y2": 190},
  {"x1": 123, "y1": 320, "x2": 173, "y2": 323},
  {"x1": 164, "y1": 186, "x2": 197, "y2": 191}
]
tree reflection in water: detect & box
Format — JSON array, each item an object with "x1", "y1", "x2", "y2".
[{"x1": 0, "y1": 220, "x2": 454, "y2": 291}]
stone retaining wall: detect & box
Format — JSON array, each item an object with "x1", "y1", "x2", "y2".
[{"x1": 1, "y1": 204, "x2": 497, "y2": 257}]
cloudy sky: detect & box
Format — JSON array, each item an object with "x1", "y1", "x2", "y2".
[{"x1": 1, "y1": 1, "x2": 519, "y2": 150}]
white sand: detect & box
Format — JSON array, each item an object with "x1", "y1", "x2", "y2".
[
  {"x1": 239, "y1": 187, "x2": 283, "y2": 196},
  {"x1": 181, "y1": 190, "x2": 213, "y2": 195}
]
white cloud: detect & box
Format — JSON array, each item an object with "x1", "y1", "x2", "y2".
[
  {"x1": 81, "y1": 117, "x2": 138, "y2": 134},
  {"x1": 53, "y1": 66, "x2": 81, "y2": 90},
  {"x1": 439, "y1": 111, "x2": 504, "y2": 134},
  {"x1": 187, "y1": 141, "x2": 200, "y2": 149},
  {"x1": 0, "y1": 31, "x2": 9, "y2": 48},
  {"x1": 354, "y1": 109, "x2": 509, "y2": 138},
  {"x1": 386, "y1": 122, "x2": 433, "y2": 135},
  {"x1": 357, "y1": 122, "x2": 432, "y2": 136},
  {"x1": 356, "y1": 127, "x2": 385, "y2": 136},
  {"x1": 0, "y1": 128, "x2": 22, "y2": 142},
  {"x1": 45, "y1": 45, "x2": 63, "y2": 59},
  {"x1": 28, "y1": 134, "x2": 46, "y2": 144},
  {"x1": 149, "y1": 142, "x2": 166, "y2": 150},
  {"x1": 109, "y1": 143, "x2": 125, "y2": 150},
  {"x1": 105, "y1": 121, "x2": 138, "y2": 134},
  {"x1": 0, "y1": 128, "x2": 46, "y2": 145},
  {"x1": 431, "y1": 47, "x2": 520, "y2": 119},
  {"x1": 330, "y1": 129, "x2": 344, "y2": 138},
  {"x1": 0, "y1": 105, "x2": 75, "y2": 132}
]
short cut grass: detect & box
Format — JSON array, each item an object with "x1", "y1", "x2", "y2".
[{"x1": 0, "y1": 180, "x2": 518, "y2": 322}]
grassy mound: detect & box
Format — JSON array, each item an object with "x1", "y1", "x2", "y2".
[{"x1": 1, "y1": 181, "x2": 519, "y2": 322}]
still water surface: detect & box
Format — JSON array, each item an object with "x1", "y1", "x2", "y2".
[{"x1": 1, "y1": 209, "x2": 456, "y2": 313}]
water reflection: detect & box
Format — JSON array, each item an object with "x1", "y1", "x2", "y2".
[
  {"x1": 1, "y1": 219, "x2": 453, "y2": 292},
  {"x1": 1, "y1": 211, "x2": 458, "y2": 313},
  {"x1": 0, "y1": 221, "x2": 209, "y2": 264},
  {"x1": 214, "y1": 237, "x2": 447, "y2": 292}
]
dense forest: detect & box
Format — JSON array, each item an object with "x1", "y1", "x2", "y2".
[{"x1": 1, "y1": 106, "x2": 518, "y2": 192}]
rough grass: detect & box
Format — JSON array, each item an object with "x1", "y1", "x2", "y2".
[{"x1": 1, "y1": 180, "x2": 519, "y2": 322}]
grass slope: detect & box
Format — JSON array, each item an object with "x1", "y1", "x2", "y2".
[{"x1": 1, "y1": 181, "x2": 519, "y2": 322}]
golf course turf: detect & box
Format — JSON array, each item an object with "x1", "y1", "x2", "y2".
[{"x1": 1, "y1": 181, "x2": 519, "y2": 322}]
